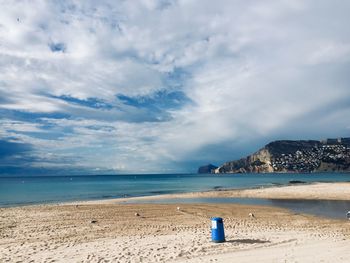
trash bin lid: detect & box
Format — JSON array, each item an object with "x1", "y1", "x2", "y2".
[{"x1": 211, "y1": 217, "x2": 223, "y2": 223}]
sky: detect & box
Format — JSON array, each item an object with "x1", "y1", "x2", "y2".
[{"x1": 0, "y1": 0, "x2": 350, "y2": 175}]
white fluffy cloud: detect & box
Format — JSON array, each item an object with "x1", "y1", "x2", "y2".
[{"x1": 0, "y1": 0, "x2": 349, "y2": 173}]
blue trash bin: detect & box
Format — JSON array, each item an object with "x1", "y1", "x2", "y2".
[{"x1": 211, "y1": 217, "x2": 225, "y2": 243}]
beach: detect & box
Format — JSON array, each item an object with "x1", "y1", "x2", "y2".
[
  {"x1": 99, "y1": 181, "x2": 350, "y2": 203},
  {"x1": 1, "y1": 182, "x2": 350, "y2": 262}
]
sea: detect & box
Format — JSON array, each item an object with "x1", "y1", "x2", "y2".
[{"x1": 1, "y1": 173, "x2": 350, "y2": 219}]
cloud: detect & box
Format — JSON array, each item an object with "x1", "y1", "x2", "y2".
[
  {"x1": 0, "y1": 0, "x2": 349, "y2": 174},
  {"x1": 0, "y1": 139, "x2": 32, "y2": 160}
]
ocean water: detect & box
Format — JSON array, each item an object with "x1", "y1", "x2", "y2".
[{"x1": 0, "y1": 173, "x2": 349, "y2": 207}]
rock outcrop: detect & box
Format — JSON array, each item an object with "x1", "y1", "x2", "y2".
[
  {"x1": 197, "y1": 164, "x2": 218, "y2": 174},
  {"x1": 213, "y1": 137, "x2": 350, "y2": 174}
]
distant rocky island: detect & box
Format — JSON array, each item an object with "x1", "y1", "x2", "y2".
[
  {"x1": 197, "y1": 164, "x2": 218, "y2": 174},
  {"x1": 200, "y1": 137, "x2": 350, "y2": 174}
]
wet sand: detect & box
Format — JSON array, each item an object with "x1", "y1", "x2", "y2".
[
  {"x1": 1, "y1": 182, "x2": 350, "y2": 262},
  {"x1": 84, "y1": 182, "x2": 350, "y2": 204}
]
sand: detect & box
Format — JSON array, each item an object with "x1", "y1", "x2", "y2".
[
  {"x1": 82, "y1": 182, "x2": 350, "y2": 204},
  {"x1": 1, "y1": 182, "x2": 350, "y2": 262}
]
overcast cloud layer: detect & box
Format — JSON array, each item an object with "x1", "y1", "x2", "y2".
[{"x1": 0, "y1": 0, "x2": 349, "y2": 174}]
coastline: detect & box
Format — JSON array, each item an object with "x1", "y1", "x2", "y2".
[
  {"x1": 2, "y1": 174, "x2": 350, "y2": 208},
  {"x1": 79, "y1": 182, "x2": 350, "y2": 205},
  {"x1": 1, "y1": 182, "x2": 350, "y2": 262}
]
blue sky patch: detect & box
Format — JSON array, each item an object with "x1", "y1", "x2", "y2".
[
  {"x1": 117, "y1": 90, "x2": 192, "y2": 111},
  {"x1": 0, "y1": 109, "x2": 70, "y2": 123},
  {"x1": 0, "y1": 109, "x2": 70, "y2": 122},
  {"x1": 52, "y1": 95, "x2": 113, "y2": 110},
  {"x1": 49, "y1": 42, "x2": 66, "y2": 53}
]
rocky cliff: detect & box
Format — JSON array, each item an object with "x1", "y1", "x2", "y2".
[{"x1": 213, "y1": 137, "x2": 350, "y2": 173}]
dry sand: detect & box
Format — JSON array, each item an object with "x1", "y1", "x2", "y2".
[{"x1": 1, "y1": 182, "x2": 350, "y2": 262}]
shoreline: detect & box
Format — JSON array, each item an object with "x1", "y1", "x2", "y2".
[
  {"x1": 79, "y1": 182, "x2": 350, "y2": 205},
  {"x1": 2, "y1": 181, "x2": 350, "y2": 208}
]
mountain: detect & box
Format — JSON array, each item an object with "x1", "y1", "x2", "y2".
[
  {"x1": 197, "y1": 164, "x2": 218, "y2": 174},
  {"x1": 212, "y1": 137, "x2": 350, "y2": 173}
]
